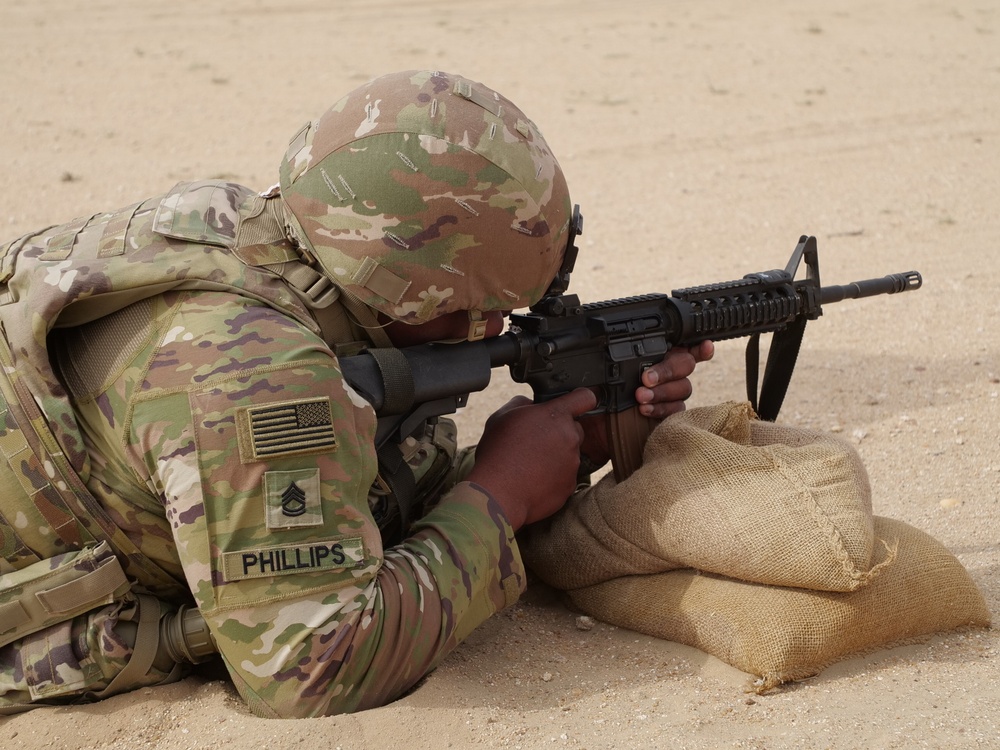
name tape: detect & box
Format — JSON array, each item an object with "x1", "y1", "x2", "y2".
[{"x1": 221, "y1": 538, "x2": 365, "y2": 582}]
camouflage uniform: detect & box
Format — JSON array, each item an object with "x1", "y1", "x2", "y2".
[{"x1": 0, "y1": 71, "x2": 571, "y2": 717}]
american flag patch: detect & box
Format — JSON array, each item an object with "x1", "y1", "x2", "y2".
[{"x1": 246, "y1": 398, "x2": 337, "y2": 459}]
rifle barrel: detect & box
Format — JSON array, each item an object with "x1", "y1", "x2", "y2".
[{"x1": 819, "y1": 271, "x2": 922, "y2": 305}]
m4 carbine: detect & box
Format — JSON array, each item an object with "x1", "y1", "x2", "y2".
[{"x1": 340, "y1": 213, "x2": 922, "y2": 485}]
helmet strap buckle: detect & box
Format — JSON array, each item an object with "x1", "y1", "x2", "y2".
[{"x1": 467, "y1": 310, "x2": 488, "y2": 342}]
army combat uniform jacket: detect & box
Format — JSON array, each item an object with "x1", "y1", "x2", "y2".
[{"x1": 0, "y1": 180, "x2": 526, "y2": 717}]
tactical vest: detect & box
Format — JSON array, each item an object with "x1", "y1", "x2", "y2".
[{"x1": 0, "y1": 180, "x2": 345, "y2": 591}]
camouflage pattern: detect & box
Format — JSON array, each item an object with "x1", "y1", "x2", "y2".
[
  {"x1": 279, "y1": 70, "x2": 572, "y2": 326},
  {"x1": 0, "y1": 544, "x2": 175, "y2": 713},
  {"x1": 0, "y1": 172, "x2": 528, "y2": 715},
  {"x1": 1, "y1": 601, "x2": 177, "y2": 713},
  {"x1": 0, "y1": 180, "x2": 320, "y2": 596}
]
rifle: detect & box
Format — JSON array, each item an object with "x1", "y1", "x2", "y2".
[{"x1": 340, "y1": 208, "x2": 922, "y2": 499}]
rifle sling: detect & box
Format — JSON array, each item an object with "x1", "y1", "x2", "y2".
[
  {"x1": 375, "y1": 442, "x2": 416, "y2": 544},
  {"x1": 366, "y1": 347, "x2": 418, "y2": 544},
  {"x1": 367, "y1": 348, "x2": 415, "y2": 416},
  {"x1": 745, "y1": 316, "x2": 807, "y2": 422}
]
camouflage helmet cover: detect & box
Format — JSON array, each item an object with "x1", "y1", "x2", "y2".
[{"x1": 278, "y1": 70, "x2": 572, "y2": 325}]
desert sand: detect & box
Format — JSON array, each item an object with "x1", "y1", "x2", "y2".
[{"x1": 1, "y1": 0, "x2": 997, "y2": 747}]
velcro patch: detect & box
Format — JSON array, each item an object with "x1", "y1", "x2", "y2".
[
  {"x1": 453, "y1": 79, "x2": 503, "y2": 117},
  {"x1": 221, "y1": 538, "x2": 365, "y2": 582},
  {"x1": 240, "y1": 397, "x2": 337, "y2": 462},
  {"x1": 264, "y1": 468, "x2": 323, "y2": 530},
  {"x1": 353, "y1": 256, "x2": 411, "y2": 304}
]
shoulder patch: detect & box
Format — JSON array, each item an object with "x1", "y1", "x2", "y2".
[{"x1": 238, "y1": 397, "x2": 337, "y2": 462}]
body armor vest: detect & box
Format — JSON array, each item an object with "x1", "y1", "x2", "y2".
[
  {"x1": 0, "y1": 181, "x2": 456, "y2": 705},
  {"x1": 0, "y1": 180, "x2": 337, "y2": 587}
]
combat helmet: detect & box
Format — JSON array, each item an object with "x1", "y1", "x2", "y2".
[{"x1": 278, "y1": 70, "x2": 572, "y2": 339}]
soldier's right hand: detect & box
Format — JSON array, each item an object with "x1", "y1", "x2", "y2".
[{"x1": 466, "y1": 388, "x2": 597, "y2": 531}]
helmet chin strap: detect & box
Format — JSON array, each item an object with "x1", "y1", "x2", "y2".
[{"x1": 338, "y1": 292, "x2": 395, "y2": 349}]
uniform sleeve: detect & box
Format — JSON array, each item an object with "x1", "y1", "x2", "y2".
[{"x1": 123, "y1": 293, "x2": 526, "y2": 717}]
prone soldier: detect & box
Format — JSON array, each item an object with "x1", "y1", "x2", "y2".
[{"x1": 0, "y1": 70, "x2": 711, "y2": 717}]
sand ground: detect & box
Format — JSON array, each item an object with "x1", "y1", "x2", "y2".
[{"x1": 1, "y1": 0, "x2": 997, "y2": 747}]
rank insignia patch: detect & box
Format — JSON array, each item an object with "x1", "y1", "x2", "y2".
[
  {"x1": 240, "y1": 397, "x2": 337, "y2": 462},
  {"x1": 264, "y1": 468, "x2": 323, "y2": 529}
]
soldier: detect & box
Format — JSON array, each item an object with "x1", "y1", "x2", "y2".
[{"x1": 0, "y1": 70, "x2": 712, "y2": 717}]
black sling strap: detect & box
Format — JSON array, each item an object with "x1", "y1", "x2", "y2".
[
  {"x1": 366, "y1": 348, "x2": 418, "y2": 545},
  {"x1": 745, "y1": 313, "x2": 808, "y2": 422},
  {"x1": 373, "y1": 442, "x2": 417, "y2": 547}
]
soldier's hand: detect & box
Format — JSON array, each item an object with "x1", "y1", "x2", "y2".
[
  {"x1": 577, "y1": 341, "x2": 715, "y2": 469},
  {"x1": 635, "y1": 340, "x2": 714, "y2": 419},
  {"x1": 467, "y1": 388, "x2": 597, "y2": 530}
]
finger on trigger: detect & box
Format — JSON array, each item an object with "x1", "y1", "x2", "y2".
[{"x1": 564, "y1": 387, "x2": 598, "y2": 416}]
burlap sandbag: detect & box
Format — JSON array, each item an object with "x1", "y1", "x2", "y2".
[
  {"x1": 523, "y1": 401, "x2": 883, "y2": 592},
  {"x1": 566, "y1": 516, "x2": 991, "y2": 692}
]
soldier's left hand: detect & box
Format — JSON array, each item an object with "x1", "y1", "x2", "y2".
[
  {"x1": 577, "y1": 341, "x2": 714, "y2": 469},
  {"x1": 635, "y1": 340, "x2": 714, "y2": 419}
]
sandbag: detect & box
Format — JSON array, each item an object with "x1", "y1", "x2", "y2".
[
  {"x1": 566, "y1": 516, "x2": 991, "y2": 692},
  {"x1": 523, "y1": 401, "x2": 884, "y2": 592}
]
